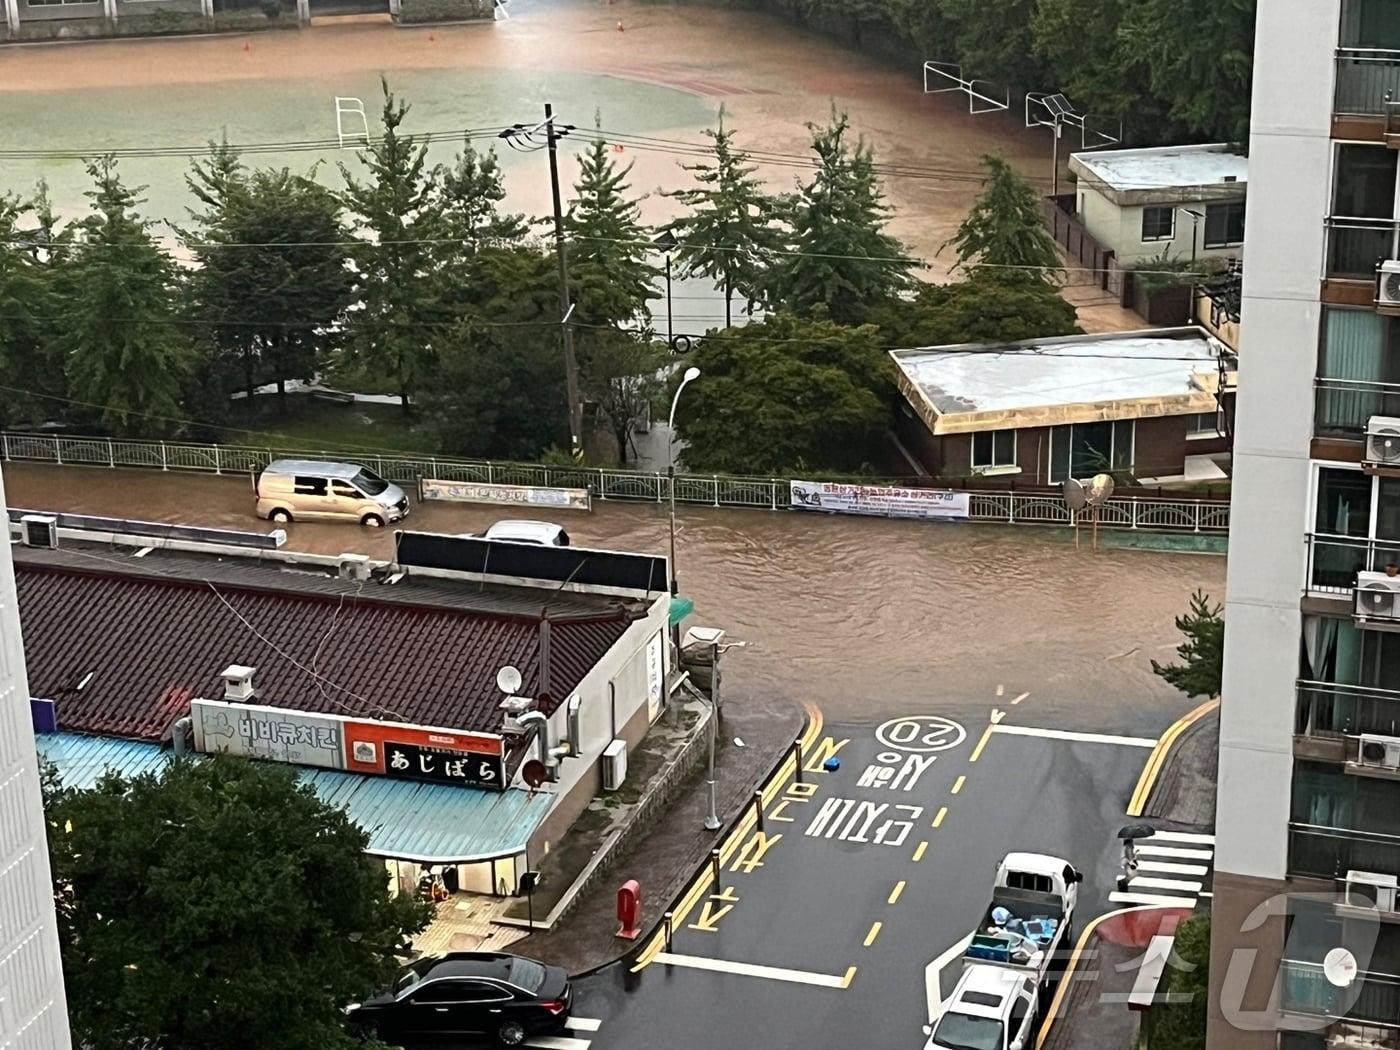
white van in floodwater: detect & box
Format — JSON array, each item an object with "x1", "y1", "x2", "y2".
[{"x1": 255, "y1": 460, "x2": 410, "y2": 528}]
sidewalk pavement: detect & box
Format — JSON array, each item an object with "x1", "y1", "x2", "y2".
[{"x1": 512, "y1": 692, "x2": 805, "y2": 974}]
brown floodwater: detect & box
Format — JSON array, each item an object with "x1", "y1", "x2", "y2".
[{"x1": 4, "y1": 463, "x2": 1225, "y2": 737}]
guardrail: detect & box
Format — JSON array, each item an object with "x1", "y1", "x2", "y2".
[
  {"x1": 0, "y1": 431, "x2": 1231, "y2": 534},
  {"x1": 1315, "y1": 377, "x2": 1400, "y2": 436},
  {"x1": 1290, "y1": 822, "x2": 1400, "y2": 880},
  {"x1": 1335, "y1": 47, "x2": 1400, "y2": 116},
  {"x1": 1305, "y1": 532, "x2": 1400, "y2": 594},
  {"x1": 1282, "y1": 957, "x2": 1400, "y2": 1027},
  {"x1": 1324, "y1": 215, "x2": 1396, "y2": 281},
  {"x1": 1296, "y1": 679, "x2": 1400, "y2": 739}
]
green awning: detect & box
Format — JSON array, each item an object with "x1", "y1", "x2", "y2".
[{"x1": 669, "y1": 595, "x2": 695, "y2": 626}]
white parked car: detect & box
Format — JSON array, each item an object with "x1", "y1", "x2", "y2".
[
  {"x1": 483, "y1": 520, "x2": 571, "y2": 547},
  {"x1": 925, "y1": 965, "x2": 1038, "y2": 1050}
]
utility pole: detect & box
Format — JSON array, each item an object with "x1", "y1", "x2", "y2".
[{"x1": 501, "y1": 104, "x2": 584, "y2": 464}]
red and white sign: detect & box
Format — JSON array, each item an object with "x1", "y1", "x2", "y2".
[{"x1": 344, "y1": 719, "x2": 506, "y2": 790}]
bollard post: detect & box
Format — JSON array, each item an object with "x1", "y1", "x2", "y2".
[
  {"x1": 753, "y1": 789, "x2": 764, "y2": 833},
  {"x1": 710, "y1": 848, "x2": 721, "y2": 892},
  {"x1": 664, "y1": 910, "x2": 674, "y2": 951},
  {"x1": 793, "y1": 739, "x2": 804, "y2": 784}
]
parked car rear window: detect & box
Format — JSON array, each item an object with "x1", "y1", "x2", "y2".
[
  {"x1": 507, "y1": 957, "x2": 547, "y2": 993},
  {"x1": 353, "y1": 469, "x2": 389, "y2": 496}
]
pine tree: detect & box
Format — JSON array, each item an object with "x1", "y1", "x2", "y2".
[
  {"x1": 564, "y1": 131, "x2": 659, "y2": 329},
  {"x1": 665, "y1": 107, "x2": 783, "y2": 327},
  {"x1": 0, "y1": 187, "x2": 65, "y2": 428},
  {"x1": 766, "y1": 107, "x2": 917, "y2": 324},
  {"x1": 944, "y1": 154, "x2": 1062, "y2": 284},
  {"x1": 60, "y1": 158, "x2": 190, "y2": 436},
  {"x1": 339, "y1": 80, "x2": 445, "y2": 415},
  {"x1": 1151, "y1": 591, "x2": 1224, "y2": 699},
  {"x1": 436, "y1": 138, "x2": 527, "y2": 254}
]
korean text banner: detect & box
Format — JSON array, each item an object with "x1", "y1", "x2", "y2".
[{"x1": 789, "y1": 481, "x2": 970, "y2": 520}]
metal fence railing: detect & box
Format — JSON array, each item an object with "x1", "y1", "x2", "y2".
[
  {"x1": 1315, "y1": 377, "x2": 1400, "y2": 436},
  {"x1": 1324, "y1": 215, "x2": 1397, "y2": 281},
  {"x1": 1282, "y1": 957, "x2": 1400, "y2": 1027},
  {"x1": 1289, "y1": 822, "x2": 1400, "y2": 880},
  {"x1": 1335, "y1": 48, "x2": 1400, "y2": 116},
  {"x1": 0, "y1": 431, "x2": 1232, "y2": 534},
  {"x1": 1304, "y1": 532, "x2": 1400, "y2": 594},
  {"x1": 1296, "y1": 679, "x2": 1400, "y2": 739}
]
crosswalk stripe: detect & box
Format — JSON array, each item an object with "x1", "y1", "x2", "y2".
[
  {"x1": 1129, "y1": 876, "x2": 1205, "y2": 892},
  {"x1": 525, "y1": 1037, "x2": 592, "y2": 1050},
  {"x1": 1150, "y1": 830, "x2": 1215, "y2": 845},
  {"x1": 1109, "y1": 890, "x2": 1200, "y2": 908},
  {"x1": 1137, "y1": 860, "x2": 1208, "y2": 876},
  {"x1": 1136, "y1": 844, "x2": 1213, "y2": 861},
  {"x1": 566, "y1": 1018, "x2": 603, "y2": 1032}
]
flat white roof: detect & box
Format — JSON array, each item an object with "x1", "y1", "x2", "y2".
[
  {"x1": 891, "y1": 328, "x2": 1232, "y2": 434},
  {"x1": 1071, "y1": 144, "x2": 1247, "y2": 192}
]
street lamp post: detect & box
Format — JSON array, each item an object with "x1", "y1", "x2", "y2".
[
  {"x1": 667, "y1": 366, "x2": 701, "y2": 597},
  {"x1": 653, "y1": 229, "x2": 677, "y2": 352}
]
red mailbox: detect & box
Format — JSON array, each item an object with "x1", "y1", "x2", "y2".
[{"x1": 616, "y1": 879, "x2": 642, "y2": 940}]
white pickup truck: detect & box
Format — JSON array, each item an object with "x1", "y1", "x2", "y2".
[
  {"x1": 925, "y1": 965, "x2": 1039, "y2": 1050},
  {"x1": 963, "y1": 852, "x2": 1082, "y2": 987}
]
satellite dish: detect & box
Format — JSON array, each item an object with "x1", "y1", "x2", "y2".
[
  {"x1": 1324, "y1": 947, "x2": 1358, "y2": 988},
  {"x1": 1089, "y1": 473, "x2": 1116, "y2": 505},
  {"x1": 496, "y1": 665, "x2": 523, "y2": 695},
  {"x1": 1063, "y1": 478, "x2": 1087, "y2": 512},
  {"x1": 522, "y1": 759, "x2": 548, "y2": 789}
]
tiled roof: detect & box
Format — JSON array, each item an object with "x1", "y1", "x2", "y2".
[{"x1": 16, "y1": 561, "x2": 635, "y2": 742}]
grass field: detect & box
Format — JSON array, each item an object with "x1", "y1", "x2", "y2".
[{"x1": 226, "y1": 395, "x2": 439, "y2": 454}]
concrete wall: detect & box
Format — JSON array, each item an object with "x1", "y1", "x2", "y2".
[
  {"x1": 1078, "y1": 184, "x2": 1247, "y2": 266},
  {"x1": 0, "y1": 464, "x2": 72, "y2": 1050},
  {"x1": 1208, "y1": 1, "x2": 1340, "y2": 1047}
]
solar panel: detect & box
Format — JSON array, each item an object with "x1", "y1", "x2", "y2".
[{"x1": 1044, "y1": 93, "x2": 1074, "y2": 117}]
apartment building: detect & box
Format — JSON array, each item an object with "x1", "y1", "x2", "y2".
[
  {"x1": 0, "y1": 465, "x2": 71, "y2": 1049},
  {"x1": 1211, "y1": 1, "x2": 1400, "y2": 1047}
]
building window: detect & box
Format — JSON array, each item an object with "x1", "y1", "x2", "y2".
[
  {"x1": 1317, "y1": 307, "x2": 1400, "y2": 434},
  {"x1": 1186, "y1": 410, "x2": 1224, "y2": 439},
  {"x1": 971, "y1": 430, "x2": 1016, "y2": 472},
  {"x1": 1203, "y1": 201, "x2": 1246, "y2": 248},
  {"x1": 1141, "y1": 206, "x2": 1175, "y2": 242},
  {"x1": 1048, "y1": 421, "x2": 1134, "y2": 482}
]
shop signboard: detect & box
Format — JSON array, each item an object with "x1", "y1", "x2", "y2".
[
  {"x1": 190, "y1": 698, "x2": 345, "y2": 770},
  {"x1": 420, "y1": 478, "x2": 592, "y2": 512},
  {"x1": 343, "y1": 719, "x2": 506, "y2": 790},
  {"x1": 646, "y1": 631, "x2": 664, "y2": 722},
  {"x1": 789, "y1": 480, "x2": 970, "y2": 521}
]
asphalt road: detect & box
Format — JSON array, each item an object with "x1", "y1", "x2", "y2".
[{"x1": 546, "y1": 709, "x2": 1162, "y2": 1050}]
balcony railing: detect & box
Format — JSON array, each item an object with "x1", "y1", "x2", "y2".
[
  {"x1": 1290, "y1": 822, "x2": 1400, "y2": 879},
  {"x1": 1297, "y1": 679, "x2": 1400, "y2": 738},
  {"x1": 1315, "y1": 378, "x2": 1400, "y2": 436},
  {"x1": 1282, "y1": 958, "x2": 1400, "y2": 1026},
  {"x1": 1336, "y1": 48, "x2": 1400, "y2": 116},
  {"x1": 1305, "y1": 533, "x2": 1400, "y2": 594},
  {"x1": 1326, "y1": 215, "x2": 1398, "y2": 280}
]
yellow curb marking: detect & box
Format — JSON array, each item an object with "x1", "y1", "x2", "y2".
[{"x1": 1127, "y1": 697, "x2": 1220, "y2": 817}]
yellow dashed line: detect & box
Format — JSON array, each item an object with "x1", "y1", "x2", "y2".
[
  {"x1": 888, "y1": 880, "x2": 906, "y2": 905},
  {"x1": 951, "y1": 775, "x2": 966, "y2": 795},
  {"x1": 912, "y1": 840, "x2": 928, "y2": 862},
  {"x1": 932, "y1": 807, "x2": 947, "y2": 829},
  {"x1": 968, "y1": 726, "x2": 994, "y2": 763},
  {"x1": 841, "y1": 966, "x2": 858, "y2": 988},
  {"x1": 864, "y1": 921, "x2": 883, "y2": 947}
]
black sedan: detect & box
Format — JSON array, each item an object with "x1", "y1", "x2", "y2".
[{"x1": 346, "y1": 951, "x2": 573, "y2": 1047}]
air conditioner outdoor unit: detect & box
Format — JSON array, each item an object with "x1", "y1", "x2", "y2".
[
  {"x1": 498, "y1": 694, "x2": 537, "y2": 735},
  {"x1": 602, "y1": 738, "x2": 628, "y2": 791},
  {"x1": 1366, "y1": 415, "x2": 1400, "y2": 468},
  {"x1": 1378, "y1": 260, "x2": 1400, "y2": 314},
  {"x1": 19, "y1": 514, "x2": 57, "y2": 549},
  {"x1": 337, "y1": 553, "x2": 371, "y2": 582},
  {"x1": 1345, "y1": 869, "x2": 1400, "y2": 912},
  {"x1": 1355, "y1": 572, "x2": 1400, "y2": 623},
  {"x1": 1357, "y1": 732, "x2": 1400, "y2": 770}
]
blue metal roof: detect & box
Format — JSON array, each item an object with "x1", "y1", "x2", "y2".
[{"x1": 37, "y1": 733, "x2": 551, "y2": 864}]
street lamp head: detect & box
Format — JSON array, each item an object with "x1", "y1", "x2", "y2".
[
  {"x1": 653, "y1": 229, "x2": 679, "y2": 252},
  {"x1": 682, "y1": 366, "x2": 701, "y2": 384}
]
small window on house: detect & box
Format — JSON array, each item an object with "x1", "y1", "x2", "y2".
[
  {"x1": 1141, "y1": 206, "x2": 1175, "y2": 242},
  {"x1": 1187, "y1": 411, "x2": 1225, "y2": 439},
  {"x1": 971, "y1": 430, "x2": 1016, "y2": 471},
  {"x1": 1204, "y1": 201, "x2": 1246, "y2": 248}
]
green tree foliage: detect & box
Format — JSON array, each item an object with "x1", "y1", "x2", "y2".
[
  {"x1": 674, "y1": 313, "x2": 890, "y2": 475},
  {"x1": 565, "y1": 132, "x2": 659, "y2": 329},
  {"x1": 933, "y1": 0, "x2": 1044, "y2": 93},
  {"x1": 0, "y1": 187, "x2": 66, "y2": 427},
  {"x1": 187, "y1": 150, "x2": 352, "y2": 403},
  {"x1": 767, "y1": 108, "x2": 916, "y2": 324},
  {"x1": 436, "y1": 138, "x2": 527, "y2": 254},
  {"x1": 665, "y1": 107, "x2": 783, "y2": 327},
  {"x1": 1148, "y1": 914, "x2": 1209, "y2": 1050},
  {"x1": 582, "y1": 333, "x2": 665, "y2": 465},
  {"x1": 944, "y1": 155, "x2": 1061, "y2": 284},
  {"x1": 422, "y1": 246, "x2": 571, "y2": 459},
  {"x1": 867, "y1": 272, "x2": 1080, "y2": 347},
  {"x1": 45, "y1": 756, "x2": 430, "y2": 1050},
  {"x1": 339, "y1": 80, "x2": 445, "y2": 415},
  {"x1": 1151, "y1": 590, "x2": 1224, "y2": 699},
  {"x1": 60, "y1": 158, "x2": 190, "y2": 435}
]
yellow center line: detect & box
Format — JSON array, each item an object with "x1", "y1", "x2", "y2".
[
  {"x1": 841, "y1": 965, "x2": 858, "y2": 988},
  {"x1": 951, "y1": 775, "x2": 966, "y2": 795},
  {"x1": 912, "y1": 840, "x2": 928, "y2": 862},
  {"x1": 864, "y1": 921, "x2": 883, "y2": 947},
  {"x1": 968, "y1": 725, "x2": 995, "y2": 763},
  {"x1": 888, "y1": 880, "x2": 906, "y2": 905},
  {"x1": 932, "y1": 806, "x2": 947, "y2": 828}
]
